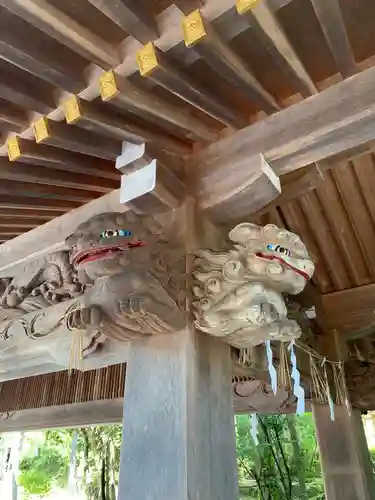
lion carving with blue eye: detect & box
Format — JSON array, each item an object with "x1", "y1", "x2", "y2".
[
  {"x1": 192, "y1": 223, "x2": 314, "y2": 348},
  {"x1": 65, "y1": 212, "x2": 186, "y2": 341}
]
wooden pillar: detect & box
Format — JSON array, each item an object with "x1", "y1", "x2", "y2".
[
  {"x1": 118, "y1": 328, "x2": 239, "y2": 500},
  {"x1": 313, "y1": 403, "x2": 375, "y2": 500}
]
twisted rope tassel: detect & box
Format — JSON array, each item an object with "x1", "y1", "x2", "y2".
[
  {"x1": 278, "y1": 341, "x2": 291, "y2": 391},
  {"x1": 65, "y1": 302, "x2": 84, "y2": 373},
  {"x1": 322, "y1": 359, "x2": 335, "y2": 422}
]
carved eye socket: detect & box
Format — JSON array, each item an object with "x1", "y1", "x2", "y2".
[
  {"x1": 267, "y1": 243, "x2": 291, "y2": 256},
  {"x1": 100, "y1": 229, "x2": 132, "y2": 239}
]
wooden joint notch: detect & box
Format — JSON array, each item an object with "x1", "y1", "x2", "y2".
[
  {"x1": 7, "y1": 135, "x2": 21, "y2": 162},
  {"x1": 236, "y1": 0, "x2": 261, "y2": 15}
]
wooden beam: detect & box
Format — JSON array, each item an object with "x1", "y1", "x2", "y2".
[
  {"x1": 236, "y1": 0, "x2": 317, "y2": 98},
  {"x1": 310, "y1": 0, "x2": 358, "y2": 78},
  {"x1": 0, "y1": 399, "x2": 124, "y2": 432},
  {"x1": 33, "y1": 116, "x2": 121, "y2": 160},
  {"x1": 0, "y1": 156, "x2": 118, "y2": 193},
  {"x1": 0, "y1": 231, "x2": 26, "y2": 237},
  {"x1": 0, "y1": 196, "x2": 80, "y2": 211},
  {"x1": 87, "y1": 0, "x2": 158, "y2": 44},
  {"x1": 322, "y1": 284, "x2": 375, "y2": 337},
  {"x1": 99, "y1": 70, "x2": 219, "y2": 142},
  {"x1": 0, "y1": 208, "x2": 60, "y2": 219},
  {"x1": 174, "y1": 1, "x2": 203, "y2": 14},
  {"x1": 0, "y1": 179, "x2": 101, "y2": 202},
  {"x1": 0, "y1": 218, "x2": 49, "y2": 228},
  {"x1": 199, "y1": 153, "x2": 281, "y2": 222},
  {"x1": 0, "y1": 66, "x2": 55, "y2": 114},
  {"x1": 0, "y1": 0, "x2": 120, "y2": 68},
  {"x1": 64, "y1": 95, "x2": 192, "y2": 156},
  {"x1": 0, "y1": 8, "x2": 85, "y2": 92},
  {"x1": 136, "y1": 42, "x2": 247, "y2": 128},
  {"x1": 182, "y1": 10, "x2": 280, "y2": 114},
  {"x1": 0, "y1": 98, "x2": 29, "y2": 131},
  {"x1": 7, "y1": 136, "x2": 119, "y2": 180},
  {"x1": 193, "y1": 64, "x2": 375, "y2": 181}
]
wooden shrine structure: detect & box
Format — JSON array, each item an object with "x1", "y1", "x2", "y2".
[{"x1": 1, "y1": 0, "x2": 375, "y2": 499}]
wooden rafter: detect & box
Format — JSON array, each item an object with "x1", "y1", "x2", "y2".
[
  {"x1": 0, "y1": 196, "x2": 81, "y2": 211},
  {"x1": 0, "y1": 63, "x2": 55, "y2": 114},
  {"x1": 0, "y1": 209, "x2": 61, "y2": 219},
  {"x1": 99, "y1": 70, "x2": 219, "y2": 142},
  {"x1": 63, "y1": 95, "x2": 192, "y2": 156},
  {"x1": 0, "y1": 7, "x2": 85, "y2": 93},
  {"x1": 87, "y1": 0, "x2": 158, "y2": 44},
  {"x1": 0, "y1": 0, "x2": 120, "y2": 68},
  {"x1": 0, "y1": 179, "x2": 101, "y2": 203},
  {"x1": 182, "y1": 10, "x2": 280, "y2": 114},
  {"x1": 310, "y1": 0, "x2": 358, "y2": 78},
  {"x1": 0, "y1": 158, "x2": 117, "y2": 193},
  {"x1": 0, "y1": 99, "x2": 28, "y2": 131},
  {"x1": 7, "y1": 136, "x2": 119, "y2": 180},
  {"x1": 136, "y1": 42, "x2": 247, "y2": 128},
  {"x1": 236, "y1": 0, "x2": 317, "y2": 98},
  {"x1": 33, "y1": 116, "x2": 121, "y2": 160}
]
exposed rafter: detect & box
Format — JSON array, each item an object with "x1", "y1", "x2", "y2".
[
  {"x1": 0, "y1": 157, "x2": 118, "y2": 193},
  {"x1": 0, "y1": 179, "x2": 100, "y2": 202},
  {"x1": 0, "y1": 0, "x2": 120, "y2": 68},
  {"x1": 33, "y1": 116, "x2": 121, "y2": 160},
  {"x1": 236, "y1": 0, "x2": 317, "y2": 98},
  {"x1": 99, "y1": 70, "x2": 219, "y2": 142},
  {"x1": 310, "y1": 0, "x2": 358, "y2": 78},
  {"x1": 136, "y1": 42, "x2": 247, "y2": 128},
  {"x1": 6, "y1": 136, "x2": 119, "y2": 180},
  {"x1": 64, "y1": 95, "x2": 192, "y2": 156},
  {"x1": 0, "y1": 196, "x2": 82, "y2": 211},
  {"x1": 0, "y1": 7, "x2": 85, "y2": 92},
  {"x1": 0, "y1": 64, "x2": 55, "y2": 114},
  {"x1": 0, "y1": 99, "x2": 29, "y2": 132},
  {"x1": 87, "y1": 0, "x2": 158, "y2": 44},
  {"x1": 182, "y1": 10, "x2": 280, "y2": 114}
]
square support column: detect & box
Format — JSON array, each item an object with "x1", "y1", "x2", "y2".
[
  {"x1": 118, "y1": 328, "x2": 239, "y2": 500},
  {"x1": 313, "y1": 403, "x2": 375, "y2": 500}
]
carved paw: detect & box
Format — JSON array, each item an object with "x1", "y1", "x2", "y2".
[{"x1": 66, "y1": 305, "x2": 102, "y2": 331}]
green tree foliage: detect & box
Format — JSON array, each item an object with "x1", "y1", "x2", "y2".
[
  {"x1": 17, "y1": 415, "x2": 325, "y2": 500},
  {"x1": 18, "y1": 432, "x2": 69, "y2": 497},
  {"x1": 236, "y1": 413, "x2": 325, "y2": 500}
]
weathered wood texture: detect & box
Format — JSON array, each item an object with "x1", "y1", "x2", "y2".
[
  {"x1": 87, "y1": 0, "x2": 158, "y2": 43},
  {"x1": 321, "y1": 284, "x2": 375, "y2": 336},
  {"x1": 0, "y1": 399, "x2": 124, "y2": 433},
  {"x1": 310, "y1": 0, "x2": 358, "y2": 78},
  {"x1": 0, "y1": 364, "x2": 126, "y2": 412},
  {"x1": 119, "y1": 330, "x2": 238, "y2": 500},
  {"x1": 195, "y1": 64, "x2": 375, "y2": 178},
  {"x1": 0, "y1": 0, "x2": 121, "y2": 68},
  {"x1": 313, "y1": 404, "x2": 375, "y2": 500},
  {"x1": 199, "y1": 153, "x2": 280, "y2": 222},
  {"x1": 238, "y1": 0, "x2": 317, "y2": 98},
  {"x1": 183, "y1": 10, "x2": 280, "y2": 114}
]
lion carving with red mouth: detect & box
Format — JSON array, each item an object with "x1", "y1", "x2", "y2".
[
  {"x1": 65, "y1": 212, "x2": 186, "y2": 341},
  {"x1": 192, "y1": 223, "x2": 314, "y2": 348}
]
